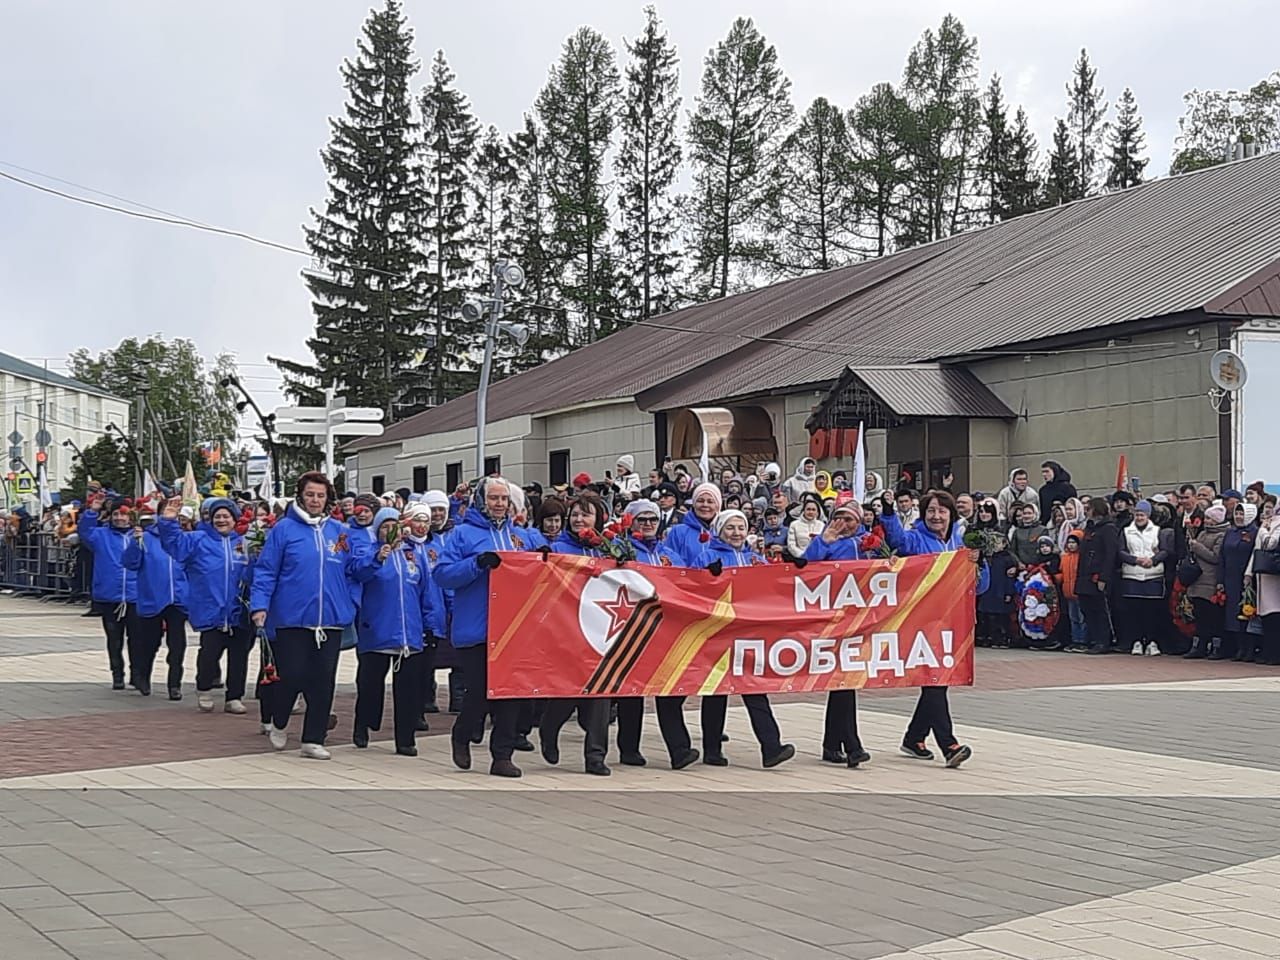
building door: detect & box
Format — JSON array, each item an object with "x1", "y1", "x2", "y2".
[
  {"x1": 412, "y1": 465, "x2": 428, "y2": 493},
  {"x1": 549, "y1": 450, "x2": 570, "y2": 487},
  {"x1": 446, "y1": 461, "x2": 462, "y2": 491}
]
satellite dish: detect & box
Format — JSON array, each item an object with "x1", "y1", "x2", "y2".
[{"x1": 1209, "y1": 350, "x2": 1248, "y2": 391}]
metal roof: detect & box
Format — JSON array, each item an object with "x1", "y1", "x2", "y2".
[
  {"x1": 350, "y1": 152, "x2": 1280, "y2": 448},
  {"x1": 0, "y1": 352, "x2": 124, "y2": 402},
  {"x1": 850, "y1": 365, "x2": 1016, "y2": 419}
]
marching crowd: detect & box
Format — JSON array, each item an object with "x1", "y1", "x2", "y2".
[{"x1": 63, "y1": 451, "x2": 1279, "y2": 779}]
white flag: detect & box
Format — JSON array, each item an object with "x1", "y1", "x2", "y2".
[
  {"x1": 698, "y1": 428, "x2": 710, "y2": 482},
  {"x1": 853, "y1": 421, "x2": 866, "y2": 505},
  {"x1": 38, "y1": 461, "x2": 52, "y2": 508}
]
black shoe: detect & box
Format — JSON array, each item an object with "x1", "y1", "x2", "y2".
[
  {"x1": 490, "y1": 759, "x2": 522, "y2": 778},
  {"x1": 1085, "y1": 646, "x2": 1108, "y2": 655},
  {"x1": 900, "y1": 741, "x2": 934, "y2": 760},
  {"x1": 327, "y1": 713, "x2": 338, "y2": 731},
  {"x1": 137, "y1": 678, "x2": 151, "y2": 697},
  {"x1": 944, "y1": 744, "x2": 972, "y2": 768},
  {"x1": 847, "y1": 749, "x2": 872, "y2": 768},
  {"x1": 1184, "y1": 639, "x2": 1207, "y2": 660},
  {"x1": 586, "y1": 760, "x2": 611, "y2": 776},
  {"x1": 353, "y1": 727, "x2": 369, "y2": 749},
  {"x1": 821, "y1": 748, "x2": 847, "y2": 764},
  {"x1": 540, "y1": 735, "x2": 559, "y2": 766},
  {"x1": 720, "y1": 733, "x2": 729, "y2": 743},
  {"x1": 111, "y1": 678, "x2": 125, "y2": 691},
  {"x1": 703, "y1": 753, "x2": 728, "y2": 767},
  {"x1": 414, "y1": 716, "x2": 430, "y2": 732},
  {"x1": 167, "y1": 686, "x2": 182, "y2": 701},
  {"x1": 620, "y1": 751, "x2": 647, "y2": 767},
  {"x1": 469, "y1": 728, "x2": 484, "y2": 745},
  {"x1": 423, "y1": 700, "x2": 440, "y2": 715},
  {"x1": 451, "y1": 738, "x2": 471, "y2": 771},
  {"x1": 671, "y1": 748, "x2": 700, "y2": 770},
  {"x1": 762, "y1": 744, "x2": 795, "y2": 768},
  {"x1": 395, "y1": 745, "x2": 418, "y2": 757},
  {"x1": 513, "y1": 734, "x2": 535, "y2": 752}
]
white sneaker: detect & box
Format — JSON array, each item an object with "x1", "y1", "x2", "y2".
[
  {"x1": 1145, "y1": 642, "x2": 1162, "y2": 657},
  {"x1": 197, "y1": 693, "x2": 215, "y2": 712},
  {"x1": 268, "y1": 727, "x2": 288, "y2": 751},
  {"x1": 260, "y1": 721, "x2": 273, "y2": 735},
  {"x1": 292, "y1": 694, "x2": 305, "y2": 715},
  {"x1": 224, "y1": 699, "x2": 247, "y2": 715},
  {"x1": 1130, "y1": 641, "x2": 1143, "y2": 655},
  {"x1": 300, "y1": 743, "x2": 331, "y2": 760}
]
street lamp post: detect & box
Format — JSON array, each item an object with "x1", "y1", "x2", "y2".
[
  {"x1": 220, "y1": 376, "x2": 280, "y2": 497},
  {"x1": 465, "y1": 260, "x2": 529, "y2": 480}
]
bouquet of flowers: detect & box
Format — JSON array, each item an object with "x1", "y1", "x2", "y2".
[
  {"x1": 1017, "y1": 568, "x2": 1060, "y2": 642},
  {"x1": 1170, "y1": 579, "x2": 1196, "y2": 636},
  {"x1": 1239, "y1": 581, "x2": 1258, "y2": 621},
  {"x1": 858, "y1": 528, "x2": 894, "y2": 558},
  {"x1": 581, "y1": 513, "x2": 637, "y2": 562},
  {"x1": 1210, "y1": 586, "x2": 1227, "y2": 608},
  {"x1": 243, "y1": 513, "x2": 277, "y2": 557},
  {"x1": 257, "y1": 629, "x2": 279, "y2": 686},
  {"x1": 963, "y1": 528, "x2": 1003, "y2": 558}
]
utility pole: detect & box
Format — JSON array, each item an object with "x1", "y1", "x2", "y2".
[{"x1": 133, "y1": 386, "x2": 148, "y2": 497}]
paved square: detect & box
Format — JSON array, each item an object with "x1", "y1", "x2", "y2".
[{"x1": 3, "y1": 595, "x2": 1280, "y2": 959}]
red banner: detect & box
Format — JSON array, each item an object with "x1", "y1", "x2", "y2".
[{"x1": 486, "y1": 552, "x2": 976, "y2": 698}]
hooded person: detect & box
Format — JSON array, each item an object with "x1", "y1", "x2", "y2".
[
  {"x1": 1008, "y1": 501, "x2": 1048, "y2": 569},
  {"x1": 1223, "y1": 502, "x2": 1259, "y2": 661},
  {"x1": 754, "y1": 461, "x2": 783, "y2": 508},
  {"x1": 786, "y1": 492, "x2": 827, "y2": 558},
  {"x1": 664, "y1": 482, "x2": 722, "y2": 565},
  {"x1": 1038, "y1": 461, "x2": 1078, "y2": 525},
  {"x1": 123, "y1": 503, "x2": 189, "y2": 699},
  {"x1": 421, "y1": 489, "x2": 453, "y2": 535},
  {"x1": 997, "y1": 468, "x2": 1040, "y2": 523},
  {"x1": 77, "y1": 491, "x2": 142, "y2": 691},
  {"x1": 1056, "y1": 497, "x2": 1086, "y2": 552},
  {"x1": 435, "y1": 476, "x2": 539, "y2": 777},
  {"x1": 781, "y1": 457, "x2": 817, "y2": 504}
]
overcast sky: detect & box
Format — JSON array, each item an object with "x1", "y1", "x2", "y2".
[{"x1": 2, "y1": 0, "x2": 1276, "y2": 427}]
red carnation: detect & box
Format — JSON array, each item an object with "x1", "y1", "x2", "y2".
[
  {"x1": 620, "y1": 513, "x2": 634, "y2": 530},
  {"x1": 698, "y1": 530, "x2": 710, "y2": 543},
  {"x1": 859, "y1": 533, "x2": 883, "y2": 552},
  {"x1": 602, "y1": 528, "x2": 616, "y2": 541}
]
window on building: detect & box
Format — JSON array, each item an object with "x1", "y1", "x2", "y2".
[
  {"x1": 446, "y1": 461, "x2": 462, "y2": 491},
  {"x1": 549, "y1": 450, "x2": 570, "y2": 487},
  {"x1": 371, "y1": 475, "x2": 386, "y2": 495},
  {"x1": 483, "y1": 455, "x2": 501, "y2": 477},
  {"x1": 412, "y1": 465, "x2": 428, "y2": 493}
]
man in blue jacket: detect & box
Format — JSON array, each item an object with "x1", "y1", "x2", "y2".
[
  {"x1": 123, "y1": 507, "x2": 188, "y2": 699},
  {"x1": 77, "y1": 491, "x2": 140, "y2": 690},
  {"x1": 157, "y1": 496, "x2": 250, "y2": 713},
  {"x1": 435, "y1": 477, "x2": 538, "y2": 778}
]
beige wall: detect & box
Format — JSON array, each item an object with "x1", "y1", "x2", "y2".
[{"x1": 535, "y1": 402, "x2": 653, "y2": 483}]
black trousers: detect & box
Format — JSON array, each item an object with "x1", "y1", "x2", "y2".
[
  {"x1": 135, "y1": 605, "x2": 187, "y2": 690},
  {"x1": 1191, "y1": 597, "x2": 1225, "y2": 644},
  {"x1": 100, "y1": 603, "x2": 141, "y2": 682},
  {"x1": 904, "y1": 686, "x2": 956, "y2": 750},
  {"x1": 540, "y1": 697, "x2": 608, "y2": 766},
  {"x1": 452, "y1": 643, "x2": 517, "y2": 760},
  {"x1": 1262, "y1": 612, "x2": 1280, "y2": 665},
  {"x1": 355, "y1": 649, "x2": 424, "y2": 749},
  {"x1": 1118, "y1": 595, "x2": 1165, "y2": 650},
  {"x1": 197, "y1": 626, "x2": 251, "y2": 701},
  {"x1": 823, "y1": 690, "x2": 863, "y2": 753},
  {"x1": 270, "y1": 627, "x2": 342, "y2": 745},
  {"x1": 1077, "y1": 590, "x2": 1113, "y2": 651},
  {"x1": 616, "y1": 696, "x2": 693, "y2": 762},
  {"x1": 701, "y1": 694, "x2": 782, "y2": 758}
]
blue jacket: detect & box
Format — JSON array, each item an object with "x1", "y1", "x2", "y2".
[
  {"x1": 349, "y1": 544, "x2": 434, "y2": 655},
  {"x1": 802, "y1": 528, "x2": 867, "y2": 562},
  {"x1": 123, "y1": 526, "x2": 187, "y2": 617},
  {"x1": 407, "y1": 532, "x2": 450, "y2": 638},
  {"x1": 664, "y1": 510, "x2": 713, "y2": 566},
  {"x1": 77, "y1": 509, "x2": 137, "y2": 604},
  {"x1": 551, "y1": 529, "x2": 602, "y2": 557},
  {"x1": 880, "y1": 512, "x2": 990, "y2": 594},
  {"x1": 628, "y1": 535, "x2": 678, "y2": 567},
  {"x1": 762, "y1": 524, "x2": 788, "y2": 550},
  {"x1": 517, "y1": 525, "x2": 549, "y2": 551},
  {"x1": 157, "y1": 517, "x2": 249, "y2": 631},
  {"x1": 696, "y1": 536, "x2": 768, "y2": 569},
  {"x1": 435, "y1": 508, "x2": 537, "y2": 648},
  {"x1": 345, "y1": 520, "x2": 379, "y2": 606},
  {"x1": 249, "y1": 507, "x2": 357, "y2": 630}
]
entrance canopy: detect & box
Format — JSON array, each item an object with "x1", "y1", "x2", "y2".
[
  {"x1": 806, "y1": 364, "x2": 1015, "y2": 431},
  {"x1": 670, "y1": 406, "x2": 778, "y2": 461}
]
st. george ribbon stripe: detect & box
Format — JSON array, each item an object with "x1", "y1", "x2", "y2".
[{"x1": 583, "y1": 598, "x2": 663, "y2": 695}]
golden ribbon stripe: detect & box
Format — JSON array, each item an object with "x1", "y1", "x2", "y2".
[
  {"x1": 490, "y1": 557, "x2": 580, "y2": 661},
  {"x1": 651, "y1": 583, "x2": 736, "y2": 694}
]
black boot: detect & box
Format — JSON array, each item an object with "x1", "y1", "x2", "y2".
[
  {"x1": 447, "y1": 672, "x2": 465, "y2": 715},
  {"x1": 1184, "y1": 637, "x2": 1207, "y2": 659},
  {"x1": 1207, "y1": 638, "x2": 1227, "y2": 661}
]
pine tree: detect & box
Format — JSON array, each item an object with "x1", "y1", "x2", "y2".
[
  {"x1": 471, "y1": 125, "x2": 516, "y2": 280},
  {"x1": 766, "y1": 96, "x2": 860, "y2": 274},
  {"x1": 1002, "y1": 107, "x2": 1043, "y2": 217},
  {"x1": 978, "y1": 75, "x2": 1010, "y2": 224},
  {"x1": 686, "y1": 17, "x2": 794, "y2": 298},
  {"x1": 898, "y1": 14, "x2": 981, "y2": 246},
  {"x1": 1105, "y1": 87, "x2": 1148, "y2": 189},
  {"x1": 616, "y1": 6, "x2": 683, "y2": 320},
  {"x1": 536, "y1": 27, "x2": 621, "y2": 345},
  {"x1": 1066, "y1": 48, "x2": 1108, "y2": 197},
  {"x1": 848, "y1": 82, "x2": 909, "y2": 257},
  {"x1": 1045, "y1": 117, "x2": 1082, "y2": 206},
  {"x1": 418, "y1": 49, "x2": 479, "y2": 408},
  {"x1": 276, "y1": 0, "x2": 426, "y2": 420}
]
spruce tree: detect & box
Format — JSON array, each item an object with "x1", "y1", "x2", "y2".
[
  {"x1": 536, "y1": 27, "x2": 621, "y2": 345},
  {"x1": 471, "y1": 125, "x2": 516, "y2": 280},
  {"x1": 1066, "y1": 48, "x2": 1108, "y2": 196},
  {"x1": 1002, "y1": 107, "x2": 1043, "y2": 217},
  {"x1": 978, "y1": 75, "x2": 1010, "y2": 224},
  {"x1": 616, "y1": 6, "x2": 683, "y2": 319},
  {"x1": 1105, "y1": 87, "x2": 1148, "y2": 189},
  {"x1": 1045, "y1": 117, "x2": 1083, "y2": 206},
  {"x1": 686, "y1": 17, "x2": 794, "y2": 298},
  {"x1": 766, "y1": 96, "x2": 860, "y2": 274},
  {"x1": 419, "y1": 49, "x2": 479, "y2": 407},
  {"x1": 849, "y1": 82, "x2": 909, "y2": 257},
  {"x1": 276, "y1": 0, "x2": 426, "y2": 420}
]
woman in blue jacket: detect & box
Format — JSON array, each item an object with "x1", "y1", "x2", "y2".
[
  {"x1": 802, "y1": 500, "x2": 872, "y2": 769},
  {"x1": 541, "y1": 492, "x2": 612, "y2": 776},
  {"x1": 613, "y1": 499, "x2": 700, "y2": 771},
  {"x1": 695, "y1": 509, "x2": 795, "y2": 769},
  {"x1": 157, "y1": 496, "x2": 250, "y2": 713},
  {"x1": 77, "y1": 492, "x2": 140, "y2": 690},
  {"x1": 348, "y1": 507, "x2": 436, "y2": 757},
  {"x1": 435, "y1": 477, "x2": 536, "y2": 778},
  {"x1": 879, "y1": 489, "x2": 984, "y2": 768},
  {"x1": 123, "y1": 509, "x2": 188, "y2": 699},
  {"x1": 403, "y1": 499, "x2": 452, "y2": 723},
  {"x1": 249, "y1": 472, "x2": 356, "y2": 760},
  {"x1": 664, "y1": 483, "x2": 722, "y2": 564}
]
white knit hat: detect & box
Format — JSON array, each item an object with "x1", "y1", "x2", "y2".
[
  {"x1": 711, "y1": 509, "x2": 747, "y2": 537},
  {"x1": 692, "y1": 482, "x2": 723, "y2": 511},
  {"x1": 422, "y1": 490, "x2": 449, "y2": 511}
]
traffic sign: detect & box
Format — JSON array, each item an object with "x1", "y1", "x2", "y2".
[
  {"x1": 14, "y1": 472, "x2": 35, "y2": 495},
  {"x1": 34, "y1": 429, "x2": 52, "y2": 447},
  {"x1": 273, "y1": 422, "x2": 385, "y2": 438},
  {"x1": 8, "y1": 444, "x2": 21, "y2": 463},
  {"x1": 331, "y1": 406, "x2": 383, "y2": 423},
  {"x1": 6, "y1": 430, "x2": 22, "y2": 445}
]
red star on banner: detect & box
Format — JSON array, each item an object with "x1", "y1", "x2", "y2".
[{"x1": 594, "y1": 584, "x2": 638, "y2": 640}]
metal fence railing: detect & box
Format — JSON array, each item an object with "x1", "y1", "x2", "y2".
[{"x1": 0, "y1": 534, "x2": 87, "y2": 600}]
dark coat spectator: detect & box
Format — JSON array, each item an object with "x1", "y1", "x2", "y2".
[{"x1": 1038, "y1": 461, "x2": 1078, "y2": 524}]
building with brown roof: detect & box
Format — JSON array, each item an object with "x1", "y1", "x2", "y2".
[{"x1": 346, "y1": 153, "x2": 1280, "y2": 498}]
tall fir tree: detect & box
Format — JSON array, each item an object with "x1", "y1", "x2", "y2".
[
  {"x1": 978, "y1": 75, "x2": 1010, "y2": 224},
  {"x1": 1105, "y1": 87, "x2": 1148, "y2": 189},
  {"x1": 1044, "y1": 117, "x2": 1083, "y2": 206},
  {"x1": 686, "y1": 16, "x2": 794, "y2": 298},
  {"x1": 898, "y1": 14, "x2": 981, "y2": 246},
  {"x1": 1001, "y1": 107, "x2": 1043, "y2": 217},
  {"x1": 1066, "y1": 48, "x2": 1108, "y2": 197},
  {"x1": 471, "y1": 125, "x2": 516, "y2": 280},
  {"x1": 766, "y1": 96, "x2": 860, "y2": 274},
  {"x1": 419, "y1": 49, "x2": 479, "y2": 407},
  {"x1": 536, "y1": 27, "x2": 621, "y2": 345},
  {"x1": 616, "y1": 6, "x2": 683, "y2": 319},
  {"x1": 276, "y1": 0, "x2": 426, "y2": 420},
  {"x1": 849, "y1": 82, "x2": 909, "y2": 257}
]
